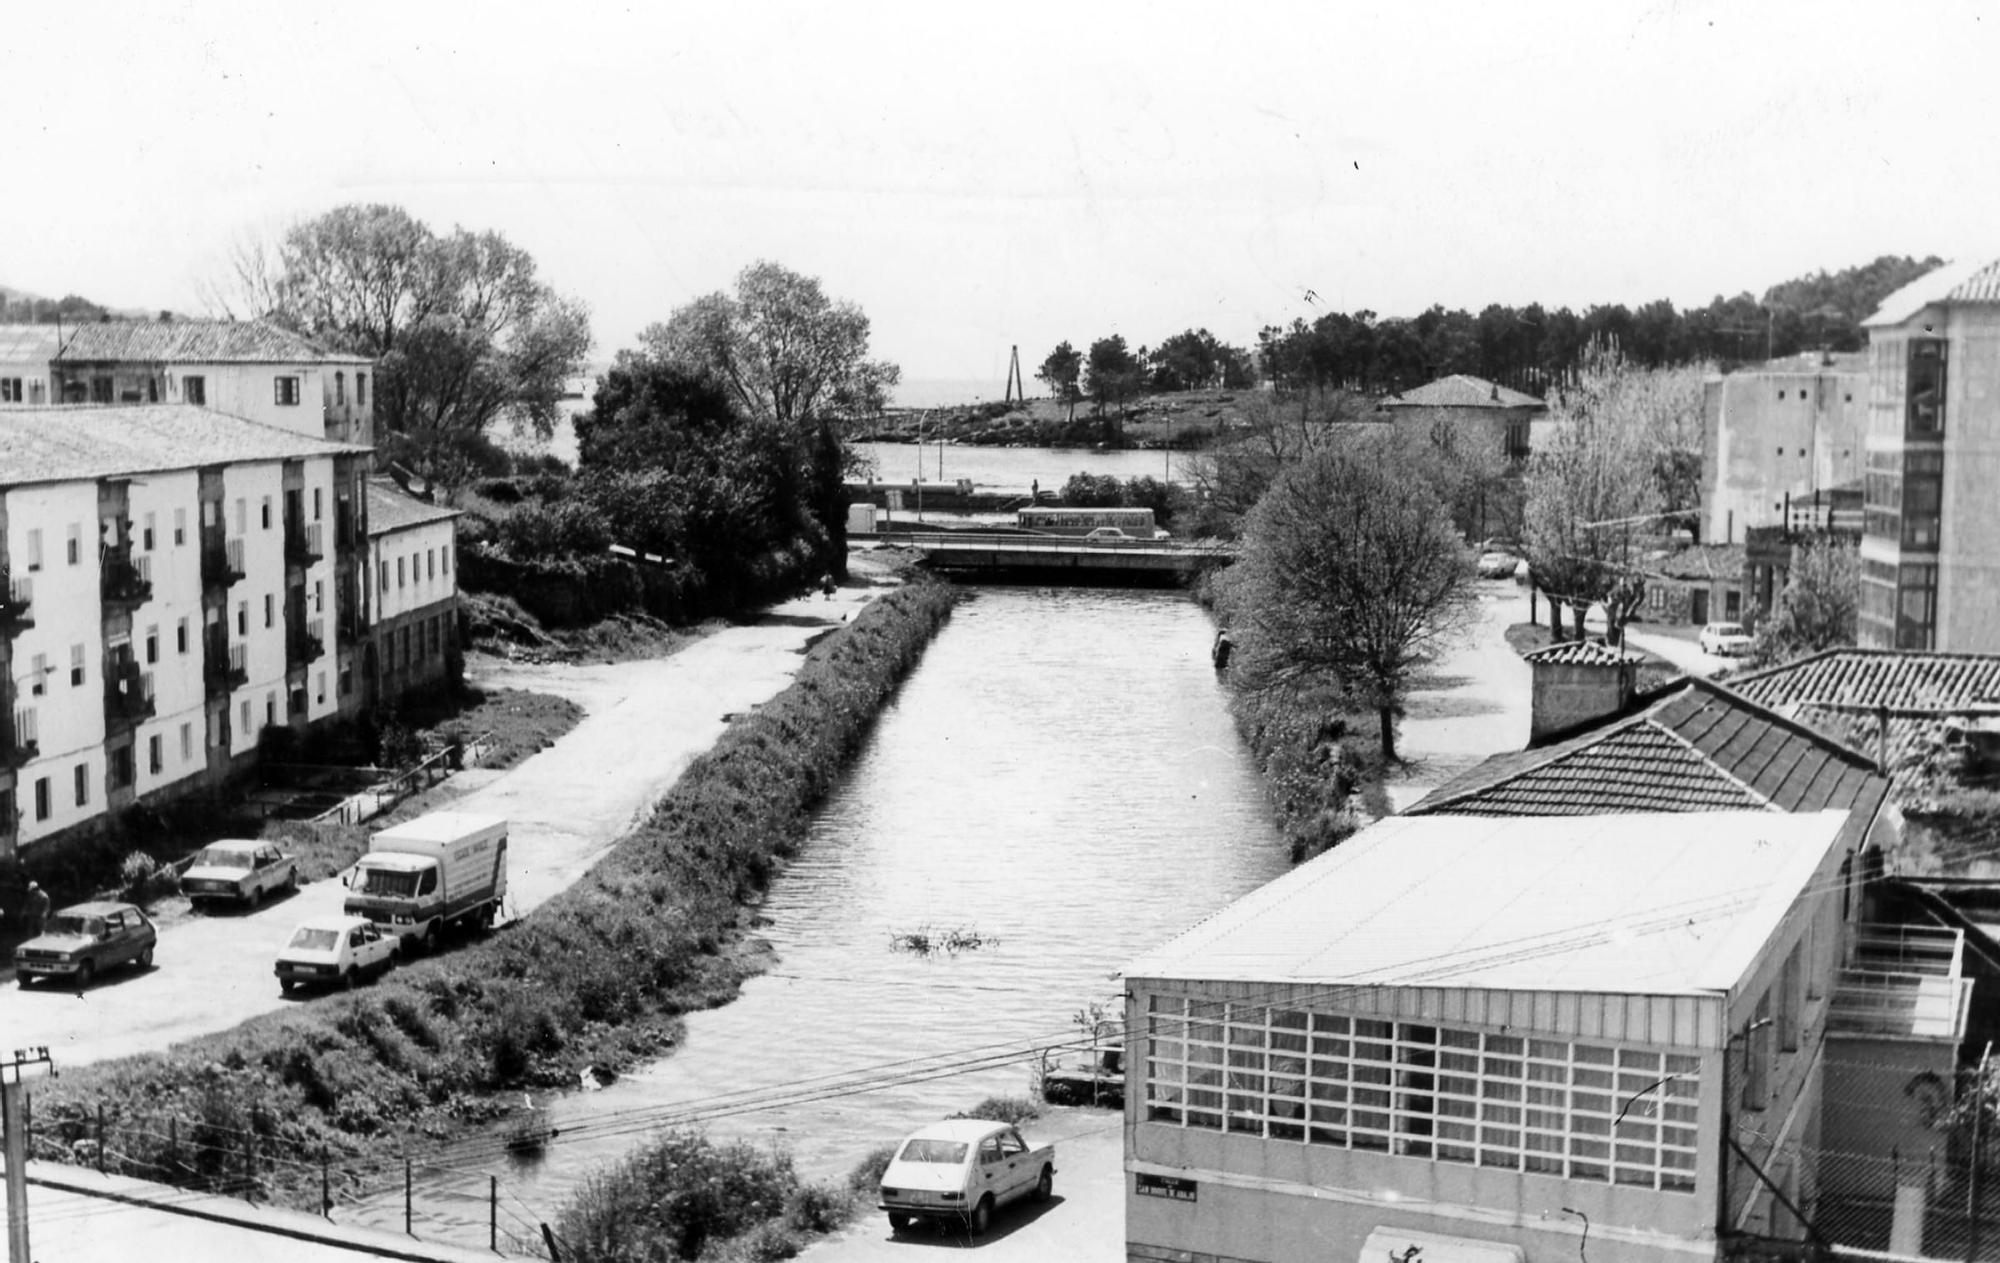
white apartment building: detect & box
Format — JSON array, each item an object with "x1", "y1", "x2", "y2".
[
  {"x1": 364, "y1": 482, "x2": 461, "y2": 709},
  {"x1": 0, "y1": 404, "x2": 370, "y2": 855},
  {"x1": 0, "y1": 320, "x2": 374, "y2": 445}
]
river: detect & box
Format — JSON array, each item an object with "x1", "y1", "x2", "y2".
[{"x1": 360, "y1": 585, "x2": 1288, "y2": 1244}]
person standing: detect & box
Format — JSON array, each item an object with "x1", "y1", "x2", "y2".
[{"x1": 22, "y1": 880, "x2": 50, "y2": 937}]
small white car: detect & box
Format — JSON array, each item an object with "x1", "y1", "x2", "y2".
[
  {"x1": 878, "y1": 1118, "x2": 1055, "y2": 1235},
  {"x1": 275, "y1": 915, "x2": 398, "y2": 993},
  {"x1": 183, "y1": 840, "x2": 299, "y2": 908},
  {"x1": 1699, "y1": 621, "x2": 1754, "y2": 657},
  {"x1": 1084, "y1": 527, "x2": 1129, "y2": 541}
]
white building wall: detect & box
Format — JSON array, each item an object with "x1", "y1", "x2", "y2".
[
  {"x1": 165, "y1": 362, "x2": 330, "y2": 440},
  {"x1": 300, "y1": 457, "x2": 340, "y2": 724},
  {"x1": 371, "y1": 519, "x2": 457, "y2": 624},
  {"x1": 7, "y1": 482, "x2": 107, "y2": 845},
  {"x1": 222, "y1": 462, "x2": 288, "y2": 756},
  {"x1": 125, "y1": 470, "x2": 208, "y2": 799}
]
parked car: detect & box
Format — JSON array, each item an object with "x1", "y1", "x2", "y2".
[
  {"x1": 14, "y1": 901, "x2": 156, "y2": 987},
  {"x1": 1084, "y1": 527, "x2": 1129, "y2": 541},
  {"x1": 878, "y1": 1118, "x2": 1056, "y2": 1235},
  {"x1": 1476, "y1": 551, "x2": 1522, "y2": 580},
  {"x1": 275, "y1": 915, "x2": 398, "y2": 993},
  {"x1": 1699, "y1": 621, "x2": 1754, "y2": 657},
  {"x1": 182, "y1": 839, "x2": 299, "y2": 908}
]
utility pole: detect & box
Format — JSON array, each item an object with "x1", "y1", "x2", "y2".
[
  {"x1": 1004, "y1": 345, "x2": 1024, "y2": 405},
  {"x1": 4, "y1": 1046, "x2": 55, "y2": 1263}
]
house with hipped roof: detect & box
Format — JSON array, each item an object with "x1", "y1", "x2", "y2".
[{"x1": 1380, "y1": 374, "x2": 1546, "y2": 466}]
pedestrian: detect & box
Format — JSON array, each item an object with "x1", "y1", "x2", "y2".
[
  {"x1": 820, "y1": 573, "x2": 836, "y2": 600},
  {"x1": 22, "y1": 880, "x2": 49, "y2": 938}
]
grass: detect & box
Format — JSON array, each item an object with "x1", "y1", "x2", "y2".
[{"x1": 27, "y1": 577, "x2": 959, "y2": 1250}]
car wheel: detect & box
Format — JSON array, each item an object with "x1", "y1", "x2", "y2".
[
  {"x1": 968, "y1": 1195, "x2": 992, "y2": 1236},
  {"x1": 341, "y1": 969, "x2": 356, "y2": 991},
  {"x1": 284, "y1": 868, "x2": 298, "y2": 894},
  {"x1": 16, "y1": 975, "x2": 32, "y2": 989},
  {"x1": 138, "y1": 945, "x2": 154, "y2": 970},
  {"x1": 420, "y1": 923, "x2": 439, "y2": 955},
  {"x1": 280, "y1": 980, "x2": 295, "y2": 995},
  {"x1": 76, "y1": 961, "x2": 95, "y2": 989},
  {"x1": 1034, "y1": 1165, "x2": 1053, "y2": 1203},
  {"x1": 887, "y1": 1211, "x2": 911, "y2": 1233},
  {"x1": 248, "y1": 884, "x2": 263, "y2": 908}
]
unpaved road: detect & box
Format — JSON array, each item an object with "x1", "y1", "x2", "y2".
[{"x1": 0, "y1": 577, "x2": 889, "y2": 1070}]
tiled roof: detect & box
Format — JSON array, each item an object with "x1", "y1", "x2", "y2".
[
  {"x1": 1521, "y1": 639, "x2": 1644, "y2": 667},
  {"x1": 1651, "y1": 544, "x2": 1746, "y2": 581},
  {"x1": 1867, "y1": 259, "x2": 2000, "y2": 326},
  {"x1": 1747, "y1": 351, "x2": 1869, "y2": 375},
  {"x1": 45, "y1": 320, "x2": 369, "y2": 365},
  {"x1": 1122, "y1": 809, "x2": 1854, "y2": 998},
  {"x1": 367, "y1": 482, "x2": 459, "y2": 536},
  {"x1": 1729, "y1": 649, "x2": 2000, "y2": 803},
  {"x1": 1382, "y1": 374, "x2": 1544, "y2": 410},
  {"x1": 0, "y1": 326, "x2": 58, "y2": 363},
  {"x1": 0, "y1": 405, "x2": 365, "y2": 485},
  {"x1": 1408, "y1": 678, "x2": 1886, "y2": 819}
]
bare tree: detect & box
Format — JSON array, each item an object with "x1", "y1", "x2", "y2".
[
  {"x1": 1180, "y1": 389, "x2": 1370, "y2": 534},
  {"x1": 1747, "y1": 535, "x2": 1860, "y2": 667},
  {"x1": 1222, "y1": 445, "x2": 1476, "y2": 760},
  {"x1": 194, "y1": 226, "x2": 288, "y2": 321}
]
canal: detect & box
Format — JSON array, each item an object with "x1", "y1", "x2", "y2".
[{"x1": 364, "y1": 584, "x2": 1290, "y2": 1241}]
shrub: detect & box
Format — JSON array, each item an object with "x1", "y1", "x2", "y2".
[
  {"x1": 496, "y1": 498, "x2": 612, "y2": 559},
  {"x1": 117, "y1": 851, "x2": 176, "y2": 905},
  {"x1": 954, "y1": 1096, "x2": 1042, "y2": 1126},
  {"x1": 847, "y1": 1144, "x2": 897, "y2": 1194}
]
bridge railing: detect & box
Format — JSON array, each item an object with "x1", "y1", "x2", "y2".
[{"x1": 872, "y1": 530, "x2": 1234, "y2": 555}]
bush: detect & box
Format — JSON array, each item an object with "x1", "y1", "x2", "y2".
[
  {"x1": 117, "y1": 851, "x2": 177, "y2": 905},
  {"x1": 847, "y1": 1144, "x2": 897, "y2": 1194},
  {"x1": 954, "y1": 1096, "x2": 1042, "y2": 1126},
  {"x1": 495, "y1": 498, "x2": 612, "y2": 559}
]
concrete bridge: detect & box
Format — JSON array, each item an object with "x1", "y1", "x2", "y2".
[{"x1": 870, "y1": 530, "x2": 1233, "y2": 584}]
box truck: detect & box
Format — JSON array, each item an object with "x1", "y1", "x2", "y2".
[{"x1": 345, "y1": 811, "x2": 508, "y2": 952}]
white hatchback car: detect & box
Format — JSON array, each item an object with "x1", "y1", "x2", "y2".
[
  {"x1": 1699, "y1": 621, "x2": 1754, "y2": 656},
  {"x1": 275, "y1": 915, "x2": 398, "y2": 993}
]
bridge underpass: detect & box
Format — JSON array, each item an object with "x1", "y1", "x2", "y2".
[{"x1": 867, "y1": 530, "x2": 1233, "y2": 585}]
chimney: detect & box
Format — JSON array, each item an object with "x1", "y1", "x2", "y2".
[
  {"x1": 1490, "y1": 382, "x2": 1500, "y2": 401},
  {"x1": 1524, "y1": 641, "x2": 1641, "y2": 742}
]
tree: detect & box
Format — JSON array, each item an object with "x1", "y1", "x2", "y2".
[
  {"x1": 639, "y1": 261, "x2": 899, "y2": 577},
  {"x1": 249, "y1": 203, "x2": 592, "y2": 495},
  {"x1": 1225, "y1": 446, "x2": 1476, "y2": 760},
  {"x1": 1037, "y1": 341, "x2": 1083, "y2": 423},
  {"x1": 1180, "y1": 389, "x2": 1367, "y2": 535},
  {"x1": 1083, "y1": 335, "x2": 1144, "y2": 423},
  {"x1": 574, "y1": 356, "x2": 741, "y2": 471},
  {"x1": 1747, "y1": 535, "x2": 1860, "y2": 668},
  {"x1": 1147, "y1": 328, "x2": 1253, "y2": 392}
]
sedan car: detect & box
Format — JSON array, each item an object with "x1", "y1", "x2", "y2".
[
  {"x1": 1699, "y1": 621, "x2": 1754, "y2": 657},
  {"x1": 182, "y1": 839, "x2": 299, "y2": 908},
  {"x1": 879, "y1": 1118, "x2": 1055, "y2": 1235},
  {"x1": 276, "y1": 915, "x2": 398, "y2": 993},
  {"x1": 1083, "y1": 527, "x2": 1129, "y2": 541},
  {"x1": 14, "y1": 901, "x2": 156, "y2": 988}
]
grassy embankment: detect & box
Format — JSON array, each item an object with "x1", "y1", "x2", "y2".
[
  {"x1": 28, "y1": 578, "x2": 960, "y2": 1236},
  {"x1": 860, "y1": 388, "x2": 1255, "y2": 451}
]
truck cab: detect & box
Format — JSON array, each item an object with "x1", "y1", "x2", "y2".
[{"x1": 344, "y1": 811, "x2": 508, "y2": 953}]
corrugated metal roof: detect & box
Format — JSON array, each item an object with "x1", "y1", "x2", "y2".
[
  {"x1": 1381, "y1": 374, "x2": 1544, "y2": 410},
  {"x1": 367, "y1": 482, "x2": 460, "y2": 535},
  {"x1": 1122, "y1": 810, "x2": 1852, "y2": 996},
  {"x1": 1409, "y1": 678, "x2": 1886, "y2": 818},
  {"x1": 0, "y1": 326, "x2": 58, "y2": 363},
  {"x1": 43, "y1": 320, "x2": 369, "y2": 365},
  {"x1": 0, "y1": 405, "x2": 365, "y2": 485}
]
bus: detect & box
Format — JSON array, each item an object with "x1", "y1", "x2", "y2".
[{"x1": 1015, "y1": 508, "x2": 1159, "y2": 538}]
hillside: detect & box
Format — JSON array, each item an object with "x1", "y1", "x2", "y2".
[{"x1": 858, "y1": 387, "x2": 1270, "y2": 450}]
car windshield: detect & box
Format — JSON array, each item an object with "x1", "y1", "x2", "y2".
[
  {"x1": 193, "y1": 847, "x2": 252, "y2": 869},
  {"x1": 288, "y1": 927, "x2": 340, "y2": 951},
  {"x1": 1714, "y1": 623, "x2": 1746, "y2": 637},
  {"x1": 45, "y1": 914, "x2": 103, "y2": 938},
  {"x1": 897, "y1": 1139, "x2": 969, "y2": 1164},
  {"x1": 358, "y1": 868, "x2": 420, "y2": 897}
]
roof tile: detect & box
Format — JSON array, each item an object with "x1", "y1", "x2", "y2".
[
  {"x1": 0, "y1": 404, "x2": 364, "y2": 485},
  {"x1": 1382, "y1": 374, "x2": 1544, "y2": 410},
  {"x1": 39, "y1": 320, "x2": 368, "y2": 365}
]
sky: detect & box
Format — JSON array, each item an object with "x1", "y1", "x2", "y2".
[{"x1": 6, "y1": 0, "x2": 1997, "y2": 395}]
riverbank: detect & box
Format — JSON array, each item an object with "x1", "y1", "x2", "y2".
[{"x1": 24, "y1": 571, "x2": 958, "y2": 1231}]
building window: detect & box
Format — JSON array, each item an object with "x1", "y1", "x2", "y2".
[
  {"x1": 1779, "y1": 945, "x2": 1803, "y2": 1053},
  {"x1": 240, "y1": 699, "x2": 252, "y2": 738},
  {"x1": 235, "y1": 498, "x2": 247, "y2": 534},
  {"x1": 143, "y1": 512, "x2": 155, "y2": 551},
  {"x1": 184, "y1": 375, "x2": 206, "y2": 406},
  {"x1": 379, "y1": 561, "x2": 389, "y2": 594},
  {"x1": 264, "y1": 594, "x2": 274, "y2": 628},
  {"x1": 145, "y1": 625, "x2": 159, "y2": 665},
  {"x1": 177, "y1": 617, "x2": 189, "y2": 654},
  {"x1": 356, "y1": 372, "x2": 366, "y2": 407},
  {"x1": 340, "y1": 662, "x2": 353, "y2": 696},
  {"x1": 70, "y1": 643, "x2": 84, "y2": 687},
  {"x1": 33, "y1": 777, "x2": 50, "y2": 821},
  {"x1": 316, "y1": 670, "x2": 327, "y2": 704},
  {"x1": 29, "y1": 653, "x2": 46, "y2": 695},
  {"x1": 74, "y1": 763, "x2": 89, "y2": 806},
  {"x1": 313, "y1": 579, "x2": 324, "y2": 613},
  {"x1": 1725, "y1": 590, "x2": 1742, "y2": 620},
  {"x1": 274, "y1": 375, "x2": 302, "y2": 406},
  {"x1": 1140, "y1": 998, "x2": 1701, "y2": 1193},
  {"x1": 236, "y1": 601, "x2": 248, "y2": 636},
  {"x1": 261, "y1": 496, "x2": 272, "y2": 530},
  {"x1": 66, "y1": 524, "x2": 79, "y2": 566},
  {"x1": 0, "y1": 377, "x2": 22, "y2": 401},
  {"x1": 148, "y1": 735, "x2": 163, "y2": 775},
  {"x1": 428, "y1": 549, "x2": 436, "y2": 580},
  {"x1": 335, "y1": 371, "x2": 345, "y2": 406},
  {"x1": 313, "y1": 488, "x2": 322, "y2": 521},
  {"x1": 180, "y1": 722, "x2": 193, "y2": 762},
  {"x1": 91, "y1": 375, "x2": 113, "y2": 403},
  {"x1": 442, "y1": 544, "x2": 451, "y2": 575},
  {"x1": 265, "y1": 692, "x2": 276, "y2": 726},
  {"x1": 1907, "y1": 338, "x2": 1947, "y2": 436},
  {"x1": 26, "y1": 528, "x2": 41, "y2": 571},
  {"x1": 397, "y1": 557, "x2": 406, "y2": 589},
  {"x1": 174, "y1": 508, "x2": 186, "y2": 546}
]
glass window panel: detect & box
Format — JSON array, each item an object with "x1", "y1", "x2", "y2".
[
  {"x1": 1569, "y1": 1138, "x2": 1610, "y2": 1160},
  {"x1": 1484, "y1": 1081, "x2": 1521, "y2": 1102},
  {"x1": 1481, "y1": 1150, "x2": 1522, "y2": 1170},
  {"x1": 1483, "y1": 1057, "x2": 1523, "y2": 1079},
  {"x1": 1618, "y1": 1049, "x2": 1662, "y2": 1071},
  {"x1": 1440, "y1": 1052, "x2": 1480, "y2": 1073},
  {"x1": 1231, "y1": 1006, "x2": 1268, "y2": 1027},
  {"x1": 1616, "y1": 1144, "x2": 1656, "y2": 1165},
  {"x1": 1271, "y1": 1077, "x2": 1306, "y2": 1099},
  {"x1": 1574, "y1": 1044, "x2": 1615, "y2": 1065},
  {"x1": 1187, "y1": 1111, "x2": 1221, "y2": 1130},
  {"x1": 1228, "y1": 1049, "x2": 1265, "y2": 1069},
  {"x1": 1441, "y1": 1029, "x2": 1480, "y2": 1049},
  {"x1": 1313, "y1": 1037, "x2": 1351, "y2": 1057},
  {"x1": 1189, "y1": 1068, "x2": 1223, "y2": 1088},
  {"x1": 1438, "y1": 1144, "x2": 1476, "y2": 1164},
  {"x1": 1482, "y1": 1127, "x2": 1521, "y2": 1148},
  {"x1": 1356, "y1": 1020, "x2": 1392, "y2": 1040},
  {"x1": 1228, "y1": 1114, "x2": 1262, "y2": 1135},
  {"x1": 1309, "y1": 1126, "x2": 1347, "y2": 1146},
  {"x1": 1271, "y1": 1031, "x2": 1308, "y2": 1054},
  {"x1": 1572, "y1": 1114, "x2": 1611, "y2": 1136},
  {"x1": 1153, "y1": 1041, "x2": 1184, "y2": 1060},
  {"x1": 1439, "y1": 1097, "x2": 1477, "y2": 1119},
  {"x1": 1527, "y1": 1062, "x2": 1568, "y2": 1084},
  {"x1": 1187, "y1": 1089, "x2": 1222, "y2": 1109},
  {"x1": 1356, "y1": 1042, "x2": 1392, "y2": 1063},
  {"x1": 1572, "y1": 1092, "x2": 1611, "y2": 1115},
  {"x1": 1273, "y1": 1009, "x2": 1308, "y2": 1029},
  {"x1": 1354, "y1": 1064, "x2": 1392, "y2": 1086},
  {"x1": 1354, "y1": 1089, "x2": 1391, "y2": 1109},
  {"x1": 1570, "y1": 1161, "x2": 1609, "y2": 1182},
  {"x1": 1190, "y1": 1045, "x2": 1224, "y2": 1065},
  {"x1": 1310, "y1": 1104, "x2": 1349, "y2": 1125},
  {"x1": 1617, "y1": 1120, "x2": 1659, "y2": 1142},
  {"x1": 1227, "y1": 1072, "x2": 1266, "y2": 1093},
  {"x1": 1399, "y1": 1025, "x2": 1438, "y2": 1044},
  {"x1": 1574, "y1": 1068, "x2": 1613, "y2": 1089},
  {"x1": 1485, "y1": 1036, "x2": 1523, "y2": 1055},
  {"x1": 1230, "y1": 1026, "x2": 1267, "y2": 1047},
  {"x1": 1310, "y1": 1059, "x2": 1348, "y2": 1081},
  {"x1": 1529, "y1": 1040, "x2": 1567, "y2": 1060},
  {"x1": 1271, "y1": 1054, "x2": 1306, "y2": 1076},
  {"x1": 1353, "y1": 1130, "x2": 1390, "y2": 1152},
  {"x1": 1148, "y1": 1061, "x2": 1184, "y2": 1083},
  {"x1": 1482, "y1": 1104, "x2": 1521, "y2": 1124},
  {"x1": 1309, "y1": 1082, "x2": 1348, "y2": 1102},
  {"x1": 1269, "y1": 1121, "x2": 1305, "y2": 1142},
  {"x1": 1312, "y1": 1014, "x2": 1350, "y2": 1034},
  {"x1": 1615, "y1": 1167, "x2": 1655, "y2": 1188}
]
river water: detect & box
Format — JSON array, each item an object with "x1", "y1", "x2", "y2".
[{"x1": 361, "y1": 585, "x2": 1287, "y2": 1242}]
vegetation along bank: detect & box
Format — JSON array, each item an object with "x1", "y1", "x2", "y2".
[{"x1": 25, "y1": 576, "x2": 959, "y2": 1236}]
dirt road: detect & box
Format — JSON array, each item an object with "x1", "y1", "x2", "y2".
[{"x1": 0, "y1": 578, "x2": 888, "y2": 1071}]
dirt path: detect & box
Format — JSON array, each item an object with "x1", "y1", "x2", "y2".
[{"x1": 0, "y1": 571, "x2": 894, "y2": 1071}]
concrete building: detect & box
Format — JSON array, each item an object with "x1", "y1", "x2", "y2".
[
  {"x1": 1858, "y1": 259, "x2": 2000, "y2": 651},
  {"x1": 1640, "y1": 544, "x2": 1748, "y2": 629},
  {"x1": 1380, "y1": 375, "x2": 1546, "y2": 464},
  {"x1": 1702, "y1": 353, "x2": 1868, "y2": 546},
  {"x1": 0, "y1": 404, "x2": 370, "y2": 856},
  {"x1": 0, "y1": 320, "x2": 374, "y2": 445},
  {"x1": 363, "y1": 482, "x2": 461, "y2": 709}
]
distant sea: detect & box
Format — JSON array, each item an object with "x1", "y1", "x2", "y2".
[{"x1": 892, "y1": 378, "x2": 1032, "y2": 410}]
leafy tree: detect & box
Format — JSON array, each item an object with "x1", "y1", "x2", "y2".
[
  {"x1": 1180, "y1": 390, "x2": 1367, "y2": 536},
  {"x1": 1037, "y1": 341, "x2": 1083, "y2": 423},
  {"x1": 251, "y1": 203, "x2": 592, "y2": 495},
  {"x1": 1225, "y1": 446, "x2": 1476, "y2": 761},
  {"x1": 1060, "y1": 473, "x2": 1125, "y2": 507},
  {"x1": 1147, "y1": 328, "x2": 1253, "y2": 392},
  {"x1": 1747, "y1": 535, "x2": 1860, "y2": 668},
  {"x1": 575, "y1": 358, "x2": 741, "y2": 471},
  {"x1": 1083, "y1": 335, "x2": 1144, "y2": 422}
]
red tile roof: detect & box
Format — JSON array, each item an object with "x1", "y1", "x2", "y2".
[
  {"x1": 367, "y1": 482, "x2": 460, "y2": 536},
  {"x1": 50, "y1": 320, "x2": 368, "y2": 365},
  {"x1": 1381, "y1": 374, "x2": 1544, "y2": 410},
  {"x1": 1408, "y1": 678, "x2": 1885, "y2": 819}
]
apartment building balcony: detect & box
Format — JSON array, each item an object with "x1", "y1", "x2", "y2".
[
  {"x1": 101, "y1": 548, "x2": 152, "y2": 609},
  {"x1": 200, "y1": 528, "x2": 246, "y2": 589},
  {"x1": 0, "y1": 571, "x2": 32, "y2": 636},
  {"x1": 104, "y1": 663, "x2": 155, "y2": 730},
  {"x1": 204, "y1": 632, "x2": 248, "y2": 697},
  {"x1": 4, "y1": 706, "x2": 37, "y2": 768},
  {"x1": 285, "y1": 520, "x2": 324, "y2": 567},
  {"x1": 287, "y1": 619, "x2": 326, "y2": 671}
]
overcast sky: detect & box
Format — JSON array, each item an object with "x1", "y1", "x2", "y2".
[{"x1": 7, "y1": 1, "x2": 1995, "y2": 392}]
